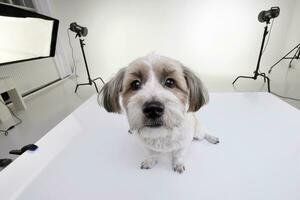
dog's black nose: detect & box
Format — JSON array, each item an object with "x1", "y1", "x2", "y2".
[{"x1": 143, "y1": 101, "x2": 164, "y2": 119}]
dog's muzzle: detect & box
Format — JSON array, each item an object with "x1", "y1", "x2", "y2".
[{"x1": 143, "y1": 101, "x2": 164, "y2": 127}]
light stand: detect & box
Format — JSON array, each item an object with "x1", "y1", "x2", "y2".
[
  {"x1": 232, "y1": 21, "x2": 271, "y2": 92},
  {"x1": 74, "y1": 34, "x2": 105, "y2": 93}
]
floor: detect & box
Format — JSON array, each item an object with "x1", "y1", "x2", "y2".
[
  {"x1": 2, "y1": 93, "x2": 299, "y2": 200},
  {"x1": 0, "y1": 78, "x2": 97, "y2": 160},
  {"x1": 0, "y1": 67, "x2": 299, "y2": 166}
]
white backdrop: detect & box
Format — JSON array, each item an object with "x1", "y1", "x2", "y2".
[{"x1": 48, "y1": 0, "x2": 298, "y2": 82}]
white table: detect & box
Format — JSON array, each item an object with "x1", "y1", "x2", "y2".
[{"x1": 0, "y1": 93, "x2": 299, "y2": 200}]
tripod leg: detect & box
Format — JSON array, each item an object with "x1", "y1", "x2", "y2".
[
  {"x1": 258, "y1": 73, "x2": 271, "y2": 92},
  {"x1": 232, "y1": 76, "x2": 254, "y2": 85},
  {"x1": 297, "y1": 47, "x2": 300, "y2": 59},
  {"x1": 289, "y1": 48, "x2": 300, "y2": 68},
  {"x1": 75, "y1": 83, "x2": 92, "y2": 93},
  {"x1": 92, "y1": 81, "x2": 99, "y2": 93},
  {"x1": 261, "y1": 73, "x2": 266, "y2": 83},
  {"x1": 266, "y1": 76, "x2": 271, "y2": 92},
  {"x1": 75, "y1": 84, "x2": 79, "y2": 93},
  {"x1": 232, "y1": 76, "x2": 241, "y2": 84},
  {"x1": 93, "y1": 77, "x2": 105, "y2": 85}
]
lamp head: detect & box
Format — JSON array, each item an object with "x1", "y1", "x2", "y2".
[
  {"x1": 69, "y1": 22, "x2": 88, "y2": 37},
  {"x1": 258, "y1": 7, "x2": 280, "y2": 23}
]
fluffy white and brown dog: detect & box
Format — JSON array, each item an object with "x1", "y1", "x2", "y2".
[{"x1": 99, "y1": 53, "x2": 219, "y2": 174}]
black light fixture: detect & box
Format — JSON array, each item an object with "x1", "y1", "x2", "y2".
[
  {"x1": 232, "y1": 7, "x2": 280, "y2": 92},
  {"x1": 258, "y1": 7, "x2": 280, "y2": 23},
  {"x1": 69, "y1": 22, "x2": 105, "y2": 93},
  {"x1": 69, "y1": 22, "x2": 88, "y2": 37}
]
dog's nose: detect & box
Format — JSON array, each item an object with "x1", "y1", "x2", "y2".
[{"x1": 143, "y1": 101, "x2": 164, "y2": 119}]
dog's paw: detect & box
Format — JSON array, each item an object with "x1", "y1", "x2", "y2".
[
  {"x1": 193, "y1": 136, "x2": 203, "y2": 141},
  {"x1": 210, "y1": 137, "x2": 220, "y2": 144},
  {"x1": 140, "y1": 158, "x2": 157, "y2": 170},
  {"x1": 204, "y1": 134, "x2": 220, "y2": 144},
  {"x1": 173, "y1": 163, "x2": 186, "y2": 174}
]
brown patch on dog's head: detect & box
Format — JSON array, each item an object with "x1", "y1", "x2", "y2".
[
  {"x1": 121, "y1": 59, "x2": 150, "y2": 107},
  {"x1": 99, "y1": 68, "x2": 126, "y2": 113},
  {"x1": 152, "y1": 57, "x2": 189, "y2": 105},
  {"x1": 182, "y1": 66, "x2": 209, "y2": 112}
]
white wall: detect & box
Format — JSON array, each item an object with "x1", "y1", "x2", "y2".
[
  {"x1": 49, "y1": 0, "x2": 296, "y2": 82},
  {"x1": 0, "y1": 58, "x2": 60, "y2": 94},
  {"x1": 285, "y1": 1, "x2": 300, "y2": 55}
]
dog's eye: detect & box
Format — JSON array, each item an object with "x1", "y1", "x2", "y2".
[
  {"x1": 131, "y1": 80, "x2": 141, "y2": 91},
  {"x1": 165, "y1": 78, "x2": 175, "y2": 88}
]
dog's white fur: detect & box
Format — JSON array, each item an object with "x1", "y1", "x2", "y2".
[{"x1": 99, "y1": 53, "x2": 219, "y2": 173}]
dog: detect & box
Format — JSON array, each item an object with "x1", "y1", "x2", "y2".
[{"x1": 99, "y1": 53, "x2": 219, "y2": 173}]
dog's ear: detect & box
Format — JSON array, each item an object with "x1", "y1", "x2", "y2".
[
  {"x1": 183, "y1": 66, "x2": 209, "y2": 112},
  {"x1": 98, "y1": 68, "x2": 126, "y2": 113}
]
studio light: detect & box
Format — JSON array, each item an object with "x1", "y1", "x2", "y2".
[
  {"x1": 69, "y1": 22, "x2": 88, "y2": 37},
  {"x1": 233, "y1": 6, "x2": 281, "y2": 92},
  {"x1": 258, "y1": 7, "x2": 280, "y2": 23},
  {"x1": 68, "y1": 22, "x2": 104, "y2": 93}
]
